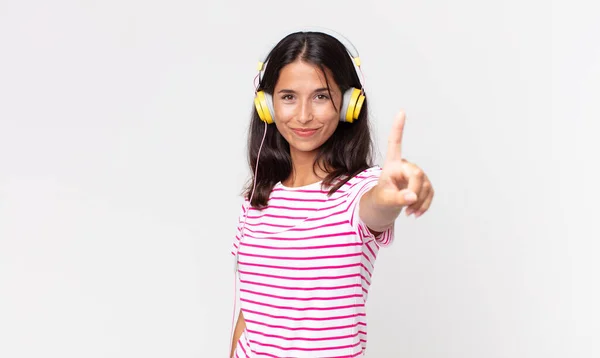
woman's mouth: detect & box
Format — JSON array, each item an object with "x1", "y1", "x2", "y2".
[{"x1": 292, "y1": 128, "x2": 319, "y2": 138}]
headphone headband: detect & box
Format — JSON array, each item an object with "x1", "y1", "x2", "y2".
[{"x1": 257, "y1": 26, "x2": 362, "y2": 73}]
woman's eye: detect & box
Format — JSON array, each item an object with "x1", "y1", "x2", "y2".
[
  {"x1": 316, "y1": 94, "x2": 329, "y2": 100},
  {"x1": 281, "y1": 94, "x2": 294, "y2": 100}
]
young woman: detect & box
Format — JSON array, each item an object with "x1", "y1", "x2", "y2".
[{"x1": 229, "y1": 29, "x2": 434, "y2": 357}]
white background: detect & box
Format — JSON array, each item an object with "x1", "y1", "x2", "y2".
[{"x1": 1, "y1": 0, "x2": 598, "y2": 357}]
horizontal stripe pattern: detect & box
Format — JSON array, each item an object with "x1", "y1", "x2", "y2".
[{"x1": 231, "y1": 166, "x2": 394, "y2": 357}]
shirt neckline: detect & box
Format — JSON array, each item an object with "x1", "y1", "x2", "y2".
[{"x1": 275, "y1": 180, "x2": 324, "y2": 191}]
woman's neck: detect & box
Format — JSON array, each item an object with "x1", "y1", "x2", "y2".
[{"x1": 283, "y1": 149, "x2": 327, "y2": 188}]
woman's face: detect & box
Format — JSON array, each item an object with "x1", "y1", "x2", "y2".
[{"x1": 272, "y1": 60, "x2": 342, "y2": 158}]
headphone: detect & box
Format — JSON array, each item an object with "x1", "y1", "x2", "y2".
[{"x1": 253, "y1": 27, "x2": 366, "y2": 125}]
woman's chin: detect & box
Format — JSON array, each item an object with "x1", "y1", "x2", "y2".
[{"x1": 288, "y1": 141, "x2": 322, "y2": 154}]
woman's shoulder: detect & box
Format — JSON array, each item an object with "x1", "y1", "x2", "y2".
[
  {"x1": 344, "y1": 165, "x2": 383, "y2": 187},
  {"x1": 324, "y1": 165, "x2": 382, "y2": 198}
]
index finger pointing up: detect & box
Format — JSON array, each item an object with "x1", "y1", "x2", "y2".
[{"x1": 385, "y1": 111, "x2": 406, "y2": 163}]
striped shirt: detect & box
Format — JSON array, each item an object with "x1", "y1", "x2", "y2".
[{"x1": 231, "y1": 166, "x2": 394, "y2": 357}]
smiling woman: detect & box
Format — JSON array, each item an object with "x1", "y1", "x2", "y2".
[
  {"x1": 229, "y1": 28, "x2": 434, "y2": 357},
  {"x1": 244, "y1": 29, "x2": 375, "y2": 210}
]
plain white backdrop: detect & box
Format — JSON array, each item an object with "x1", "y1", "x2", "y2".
[{"x1": 0, "y1": 0, "x2": 598, "y2": 357}]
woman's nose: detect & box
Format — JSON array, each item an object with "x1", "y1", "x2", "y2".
[{"x1": 297, "y1": 102, "x2": 314, "y2": 124}]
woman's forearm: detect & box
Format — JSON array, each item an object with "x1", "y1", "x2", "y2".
[
  {"x1": 230, "y1": 310, "x2": 246, "y2": 357},
  {"x1": 359, "y1": 187, "x2": 402, "y2": 232}
]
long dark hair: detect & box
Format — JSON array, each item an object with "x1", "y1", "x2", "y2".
[{"x1": 244, "y1": 31, "x2": 375, "y2": 208}]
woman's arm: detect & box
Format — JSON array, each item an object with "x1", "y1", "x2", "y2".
[
  {"x1": 230, "y1": 310, "x2": 246, "y2": 358},
  {"x1": 359, "y1": 187, "x2": 404, "y2": 233}
]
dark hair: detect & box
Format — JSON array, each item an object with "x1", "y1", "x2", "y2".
[{"x1": 244, "y1": 31, "x2": 375, "y2": 208}]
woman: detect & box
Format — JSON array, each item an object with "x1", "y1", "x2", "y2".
[{"x1": 230, "y1": 29, "x2": 434, "y2": 357}]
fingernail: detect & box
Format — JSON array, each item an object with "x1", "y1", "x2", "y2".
[
  {"x1": 415, "y1": 211, "x2": 422, "y2": 218},
  {"x1": 404, "y1": 192, "x2": 417, "y2": 202}
]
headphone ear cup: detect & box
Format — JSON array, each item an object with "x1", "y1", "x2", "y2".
[
  {"x1": 254, "y1": 95, "x2": 267, "y2": 123},
  {"x1": 255, "y1": 91, "x2": 275, "y2": 124},
  {"x1": 340, "y1": 88, "x2": 363, "y2": 123},
  {"x1": 353, "y1": 92, "x2": 365, "y2": 120},
  {"x1": 263, "y1": 92, "x2": 275, "y2": 123}
]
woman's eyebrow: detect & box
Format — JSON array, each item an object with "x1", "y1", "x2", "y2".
[
  {"x1": 313, "y1": 87, "x2": 329, "y2": 92},
  {"x1": 277, "y1": 87, "x2": 330, "y2": 94}
]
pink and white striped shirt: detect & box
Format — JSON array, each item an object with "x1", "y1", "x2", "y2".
[{"x1": 231, "y1": 166, "x2": 394, "y2": 357}]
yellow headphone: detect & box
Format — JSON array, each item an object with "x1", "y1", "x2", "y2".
[{"x1": 254, "y1": 27, "x2": 366, "y2": 125}]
